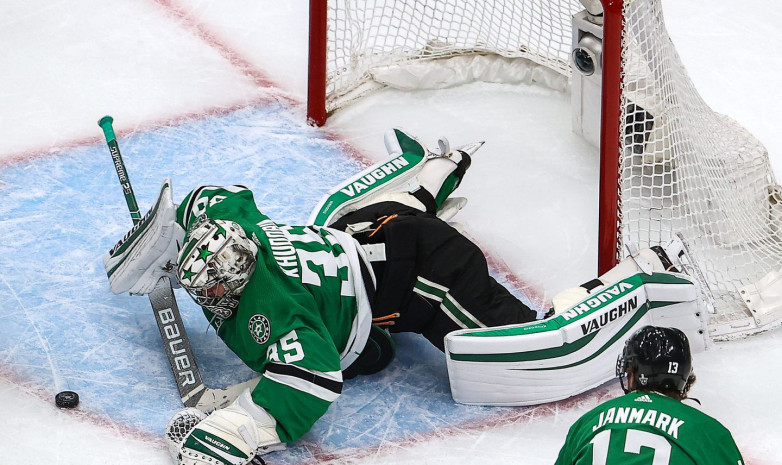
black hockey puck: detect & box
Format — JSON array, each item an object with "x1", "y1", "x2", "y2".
[{"x1": 55, "y1": 391, "x2": 80, "y2": 409}]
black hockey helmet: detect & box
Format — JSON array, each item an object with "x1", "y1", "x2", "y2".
[{"x1": 616, "y1": 325, "x2": 694, "y2": 396}]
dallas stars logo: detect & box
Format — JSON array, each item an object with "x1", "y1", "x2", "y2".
[{"x1": 249, "y1": 314, "x2": 271, "y2": 344}]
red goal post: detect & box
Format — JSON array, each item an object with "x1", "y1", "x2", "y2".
[{"x1": 307, "y1": 0, "x2": 782, "y2": 339}]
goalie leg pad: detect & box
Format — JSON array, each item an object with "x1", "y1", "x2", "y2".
[
  {"x1": 445, "y1": 271, "x2": 709, "y2": 406},
  {"x1": 551, "y1": 244, "x2": 677, "y2": 314},
  {"x1": 103, "y1": 178, "x2": 185, "y2": 295},
  {"x1": 307, "y1": 129, "x2": 430, "y2": 226},
  {"x1": 367, "y1": 191, "x2": 428, "y2": 213},
  {"x1": 418, "y1": 148, "x2": 473, "y2": 209},
  {"x1": 307, "y1": 129, "x2": 483, "y2": 226}
]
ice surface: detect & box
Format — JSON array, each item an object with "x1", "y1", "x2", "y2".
[{"x1": 1, "y1": 1, "x2": 780, "y2": 463}]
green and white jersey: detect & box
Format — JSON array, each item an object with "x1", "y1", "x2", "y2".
[
  {"x1": 555, "y1": 391, "x2": 744, "y2": 465},
  {"x1": 176, "y1": 185, "x2": 373, "y2": 442}
]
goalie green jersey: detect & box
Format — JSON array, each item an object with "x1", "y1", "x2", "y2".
[
  {"x1": 176, "y1": 185, "x2": 373, "y2": 442},
  {"x1": 555, "y1": 391, "x2": 744, "y2": 465}
]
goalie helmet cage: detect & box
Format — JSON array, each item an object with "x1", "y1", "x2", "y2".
[{"x1": 306, "y1": 0, "x2": 782, "y2": 339}]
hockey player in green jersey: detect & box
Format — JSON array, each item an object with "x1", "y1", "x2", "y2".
[
  {"x1": 104, "y1": 128, "x2": 708, "y2": 465},
  {"x1": 554, "y1": 325, "x2": 744, "y2": 465},
  {"x1": 104, "y1": 128, "x2": 544, "y2": 465}
]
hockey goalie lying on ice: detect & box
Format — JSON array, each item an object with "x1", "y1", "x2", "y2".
[{"x1": 102, "y1": 128, "x2": 709, "y2": 465}]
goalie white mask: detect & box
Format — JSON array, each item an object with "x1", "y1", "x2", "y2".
[{"x1": 177, "y1": 217, "x2": 258, "y2": 319}]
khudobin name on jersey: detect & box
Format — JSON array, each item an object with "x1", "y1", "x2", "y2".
[{"x1": 176, "y1": 185, "x2": 372, "y2": 442}]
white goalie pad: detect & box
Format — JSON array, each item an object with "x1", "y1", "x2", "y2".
[
  {"x1": 551, "y1": 243, "x2": 679, "y2": 314},
  {"x1": 103, "y1": 178, "x2": 185, "y2": 295},
  {"x1": 308, "y1": 129, "x2": 432, "y2": 226},
  {"x1": 307, "y1": 128, "x2": 482, "y2": 226},
  {"x1": 444, "y1": 271, "x2": 710, "y2": 406}
]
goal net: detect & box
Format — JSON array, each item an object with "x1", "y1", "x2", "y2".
[{"x1": 307, "y1": 0, "x2": 782, "y2": 339}]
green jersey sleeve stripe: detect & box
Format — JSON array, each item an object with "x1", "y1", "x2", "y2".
[{"x1": 264, "y1": 363, "x2": 343, "y2": 402}]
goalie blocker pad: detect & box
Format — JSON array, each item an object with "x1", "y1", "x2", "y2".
[
  {"x1": 103, "y1": 178, "x2": 185, "y2": 295},
  {"x1": 444, "y1": 272, "x2": 710, "y2": 406}
]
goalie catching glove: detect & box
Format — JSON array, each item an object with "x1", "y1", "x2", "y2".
[
  {"x1": 103, "y1": 178, "x2": 185, "y2": 295},
  {"x1": 165, "y1": 388, "x2": 285, "y2": 465}
]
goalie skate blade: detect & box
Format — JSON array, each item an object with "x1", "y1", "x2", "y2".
[
  {"x1": 55, "y1": 390, "x2": 80, "y2": 409},
  {"x1": 454, "y1": 140, "x2": 485, "y2": 157}
]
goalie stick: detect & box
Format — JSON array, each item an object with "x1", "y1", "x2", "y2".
[{"x1": 98, "y1": 116, "x2": 258, "y2": 412}]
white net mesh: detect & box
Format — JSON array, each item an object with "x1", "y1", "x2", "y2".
[
  {"x1": 322, "y1": 0, "x2": 782, "y2": 336},
  {"x1": 326, "y1": 0, "x2": 583, "y2": 112},
  {"x1": 618, "y1": 0, "x2": 782, "y2": 330}
]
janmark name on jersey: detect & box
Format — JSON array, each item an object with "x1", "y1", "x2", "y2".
[
  {"x1": 257, "y1": 219, "x2": 300, "y2": 278},
  {"x1": 338, "y1": 155, "x2": 411, "y2": 197},
  {"x1": 592, "y1": 406, "x2": 685, "y2": 439}
]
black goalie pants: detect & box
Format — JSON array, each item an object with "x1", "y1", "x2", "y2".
[{"x1": 332, "y1": 201, "x2": 538, "y2": 351}]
